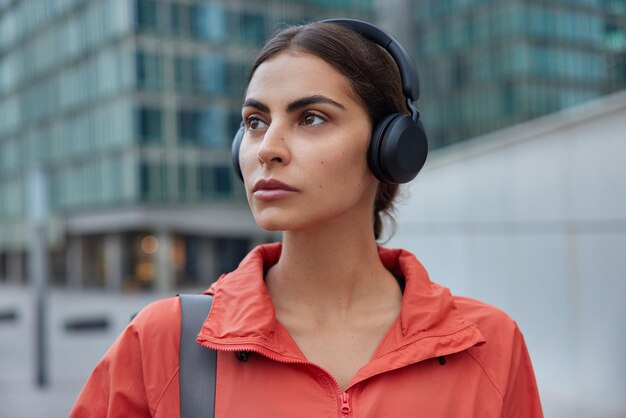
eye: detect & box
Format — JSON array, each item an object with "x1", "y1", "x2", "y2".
[
  {"x1": 244, "y1": 116, "x2": 269, "y2": 131},
  {"x1": 301, "y1": 113, "x2": 326, "y2": 127}
]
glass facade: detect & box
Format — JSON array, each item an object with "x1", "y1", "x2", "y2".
[
  {"x1": 414, "y1": 0, "x2": 626, "y2": 148},
  {"x1": 0, "y1": 0, "x2": 373, "y2": 288},
  {"x1": 0, "y1": 0, "x2": 135, "y2": 229}
]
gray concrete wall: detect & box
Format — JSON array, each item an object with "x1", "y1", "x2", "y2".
[
  {"x1": 0, "y1": 286, "x2": 163, "y2": 417},
  {"x1": 391, "y1": 91, "x2": 626, "y2": 417}
]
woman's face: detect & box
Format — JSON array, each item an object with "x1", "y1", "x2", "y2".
[{"x1": 240, "y1": 51, "x2": 377, "y2": 232}]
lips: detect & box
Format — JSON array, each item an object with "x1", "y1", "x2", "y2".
[
  {"x1": 252, "y1": 179, "x2": 297, "y2": 201},
  {"x1": 253, "y1": 179, "x2": 296, "y2": 193}
]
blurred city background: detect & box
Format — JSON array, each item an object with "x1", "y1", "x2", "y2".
[{"x1": 0, "y1": 0, "x2": 624, "y2": 417}]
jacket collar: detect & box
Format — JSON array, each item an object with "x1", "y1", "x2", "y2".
[{"x1": 198, "y1": 243, "x2": 484, "y2": 372}]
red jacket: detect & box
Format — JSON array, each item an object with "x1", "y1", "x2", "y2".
[{"x1": 70, "y1": 243, "x2": 543, "y2": 417}]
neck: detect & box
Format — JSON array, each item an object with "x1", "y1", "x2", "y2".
[{"x1": 266, "y1": 214, "x2": 398, "y2": 321}]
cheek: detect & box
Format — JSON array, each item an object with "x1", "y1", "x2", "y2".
[
  {"x1": 239, "y1": 142, "x2": 258, "y2": 184},
  {"x1": 315, "y1": 150, "x2": 371, "y2": 194}
]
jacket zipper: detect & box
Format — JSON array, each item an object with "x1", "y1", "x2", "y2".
[
  {"x1": 340, "y1": 391, "x2": 351, "y2": 416},
  {"x1": 199, "y1": 342, "x2": 351, "y2": 416}
]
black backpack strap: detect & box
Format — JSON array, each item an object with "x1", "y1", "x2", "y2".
[{"x1": 179, "y1": 294, "x2": 216, "y2": 418}]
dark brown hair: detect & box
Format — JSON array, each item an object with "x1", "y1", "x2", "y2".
[{"x1": 247, "y1": 22, "x2": 405, "y2": 240}]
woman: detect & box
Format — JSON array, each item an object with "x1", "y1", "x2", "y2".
[{"x1": 71, "y1": 20, "x2": 543, "y2": 417}]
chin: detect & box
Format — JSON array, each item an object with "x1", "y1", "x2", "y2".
[
  {"x1": 255, "y1": 219, "x2": 285, "y2": 232},
  {"x1": 251, "y1": 197, "x2": 370, "y2": 233},
  {"x1": 252, "y1": 208, "x2": 323, "y2": 233},
  {"x1": 253, "y1": 212, "x2": 295, "y2": 232}
]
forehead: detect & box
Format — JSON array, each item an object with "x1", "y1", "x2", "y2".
[{"x1": 245, "y1": 51, "x2": 355, "y2": 103}]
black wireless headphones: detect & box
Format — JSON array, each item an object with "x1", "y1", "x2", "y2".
[{"x1": 231, "y1": 18, "x2": 428, "y2": 184}]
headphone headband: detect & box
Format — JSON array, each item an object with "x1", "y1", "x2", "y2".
[{"x1": 319, "y1": 18, "x2": 420, "y2": 100}]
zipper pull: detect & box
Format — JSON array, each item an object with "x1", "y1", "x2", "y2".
[{"x1": 340, "y1": 391, "x2": 351, "y2": 415}]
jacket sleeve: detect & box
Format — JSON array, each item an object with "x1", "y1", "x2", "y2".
[
  {"x1": 69, "y1": 298, "x2": 182, "y2": 418},
  {"x1": 501, "y1": 325, "x2": 544, "y2": 418}
]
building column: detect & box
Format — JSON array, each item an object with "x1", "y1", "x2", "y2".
[
  {"x1": 155, "y1": 231, "x2": 174, "y2": 294},
  {"x1": 104, "y1": 234, "x2": 123, "y2": 292},
  {"x1": 7, "y1": 251, "x2": 24, "y2": 284},
  {"x1": 67, "y1": 236, "x2": 83, "y2": 289}
]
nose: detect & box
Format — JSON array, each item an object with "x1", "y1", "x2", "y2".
[{"x1": 256, "y1": 122, "x2": 290, "y2": 168}]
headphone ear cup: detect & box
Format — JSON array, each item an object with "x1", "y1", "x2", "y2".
[
  {"x1": 369, "y1": 114, "x2": 428, "y2": 184},
  {"x1": 231, "y1": 126, "x2": 245, "y2": 182},
  {"x1": 368, "y1": 114, "x2": 399, "y2": 182}
]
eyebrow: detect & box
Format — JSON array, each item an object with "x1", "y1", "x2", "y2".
[
  {"x1": 242, "y1": 98, "x2": 269, "y2": 113},
  {"x1": 242, "y1": 95, "x2": 347, "y2": 113}
]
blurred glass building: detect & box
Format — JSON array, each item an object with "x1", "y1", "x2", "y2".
[
  {"x1": 0, "y1": 0, "x2": 372, "y2": 291},
  {"x1": 411, "y1": 0, "x2": 626, "y2": 148}
]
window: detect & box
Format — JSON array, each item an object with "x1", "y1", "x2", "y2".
[
  {"x1": 178, "y1": 108, "x2": 227, "y2": 148},
  {"x1": 139, "y1": 161, "x2": 168, "y2": 201},
  {"x1": 136, "y1": 51, "x2": 163, "y2": 90},
  {"x1": 178, "y1": 111, "x2": 196, "y2": 143},
  {"x1": 136, "y1": 107, "x2": 163, "y2": 143},
  {"x1": 178, "y1": 164, "x2": 189, "y2": 200},
  {"x1": 192, "y1": 4, "x2": 227, "y2": 42},
  {"x1": 214, "y1": 166, "x2": 231, "y2": 195},
  {"x1": 171, "y1": 3, "x2": 192, "y2": 37},
  {"x1": 238, "y1": 12, "x2": 266, "y2": 46},
  {"x1": 174, "y1": 57, "x2": 192, "y2": 93},
  {"x1": 226, "y1": 61, "x2": 248, "y2": 95},
  {"x1": 604, "y1": 20, "x2": 626, "y2": 51},
  {"x1": 135, "y1": 0, "x2": 158, "y2": 32},
  {"x1": 197, "y1": 164, "x2": 232, "y2": 199},
  {"x1": 175, "y1": 55, "x2": 229, "y2": 95},
  {"x1": 613, "y1": 53, "x2": 626, "y2": 86},
  {"x1": 197, "y1": 56, "x2": 227, "y2": 94},
  {"x1": 229, "y1": 111, "x2": 243, "y2": 139},
  {"x1": 198, "y1": 164, "x2": 213, "y2": 198}
]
